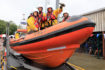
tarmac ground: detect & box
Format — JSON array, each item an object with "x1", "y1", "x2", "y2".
[{"x1": 68, "y1": 53, "x2": 105, "y2": 70}]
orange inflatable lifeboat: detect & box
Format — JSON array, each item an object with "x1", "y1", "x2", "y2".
[{"x1": 10, "y1": 16, "x2": 95, "y2": 68}]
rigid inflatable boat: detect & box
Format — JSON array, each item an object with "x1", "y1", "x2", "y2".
[{"x1": 10, "y1": 16, "x2": 95, "y2": 68}]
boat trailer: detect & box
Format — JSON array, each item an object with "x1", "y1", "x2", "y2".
[{"x1": 0, "y1": 49, "x2": 76, "y2": 70}]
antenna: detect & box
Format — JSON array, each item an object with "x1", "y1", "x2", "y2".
[
  {"x1": 56, "y1": 0, "x2": 60, "y2": 22},
  {"x1": 56, "y1": 0, "x2": 60, "y2": 9},
  {"x1": 22, "y1": 14, "x2": 25, "y2": 20}
]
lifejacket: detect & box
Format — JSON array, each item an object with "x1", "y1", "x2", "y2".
[
  {"x1": 32, "y1": 16, "x2": 40, "y2": 29},
  {"x1": 46, "y1": 12, "x2": 56, "y2": 26},
  {"x1": 39, "y1": 12, "x2": 43, "y2": 18},
  {"x1": 39, "y1": 12, "x2": 46, "y2": 22},
  {"x1": 39, "y1": 12, "x2": 46, "y2": 29},
  {"x1": 62, "y1": 16, "x2": 70, "y2": 22},
  {"x1": 47, "y1": 12, "x2": 56, "y2": 20}
]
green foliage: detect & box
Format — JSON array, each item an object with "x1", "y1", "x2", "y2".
[
  {"x1": 17, "y1": 24, "x2": 23, "y2": 29},
  {"x1": 0, "y1": 20, "x2": 17, "y2": 35},
  {"x1": 0, "y1": 20, "x2": 7, "y2": 34}
]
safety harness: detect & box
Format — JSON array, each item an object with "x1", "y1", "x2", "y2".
[
  {"x1": 38, "y1": 12, "x2": 46, "y2": 29},
  {"x1": 62, "y1": 16, "x2": 70, "y2": 22},
  {"x1": 47, "y1": 12, "x2": 56, "y2": 26},
  {"x1": 31, "y1": 16, "x2": 40, "y2": 29}
]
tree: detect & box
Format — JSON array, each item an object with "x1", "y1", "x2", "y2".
[
  {"x1": 9, "y1": 21, "x2": 17, "y2": 35},
  {"x1": 0, "y1": 20, "x2": 17, "y2": 35},
  {"x1": 0, "y1": 20, "x2": 7, "y2": 34},
  {"x1": 17, "y1": 24, "x2": 23, "y2": 29}
]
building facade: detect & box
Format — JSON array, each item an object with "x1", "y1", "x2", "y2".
[
  {"x1": 82, "y1": 8, "x2": 105, "y2": 59},
  {"x1": 82, "y1": 8, "x2": 105, "y2": 32}
]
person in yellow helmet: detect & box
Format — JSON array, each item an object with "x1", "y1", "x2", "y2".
[
  {"x1": 27, "y1": 9, "x2": 40, "y2": 33},
  {"x1": 46, "y1": 3, "x2": 65, "y2": 27},
  {"x1": 15, "y1": 32, "x2": 20, "y2": 39},
  {"x1": 37, "y1": 6, "x2": 46, "y2": 30}
]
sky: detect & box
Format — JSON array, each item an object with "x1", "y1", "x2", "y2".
[{"x1": 0, "y1": 0, "x2": 105, "y2": 25}]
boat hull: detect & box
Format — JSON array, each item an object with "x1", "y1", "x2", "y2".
[
  {"x1": 24, "y1": 47, "x2": 76, "y2": 67},
  {"x1": 10, "y1": 16, "x2": 95, "y2": 67}
]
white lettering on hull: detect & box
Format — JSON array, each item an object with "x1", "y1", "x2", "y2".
[{"x1": 47, "y1": 46, "x2": 66, "y2": 51}]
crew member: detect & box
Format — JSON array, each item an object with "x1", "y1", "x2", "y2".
[
  {"x1": 28, "y1": 13, "x2": 33, "y2": 19},
  {"x1": 62, "y1": 12, "x2": 70, "y2": 22},
  {"x1": 37, "y1": 6, "x2": 46, "y2": 30},
  {"x1": 27, "y1": 9, "x2": 40, "y2": 33},
  {"x1": 46, "y1": 3, "x2": 65, "y2": 27},
  {"x1": 15, "y1": 32, "x2": 20, "y2": 39}
]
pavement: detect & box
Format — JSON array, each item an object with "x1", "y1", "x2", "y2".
[{"x1": 68, "y1": 53, "x2": 105, "y2": 70}]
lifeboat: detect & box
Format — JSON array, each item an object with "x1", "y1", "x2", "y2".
[{"x1": 10, "y1": 16, "x2": 95, "y2": 68}]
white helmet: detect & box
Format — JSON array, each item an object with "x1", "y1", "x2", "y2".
[
  {"x1": 37, "y1": 5, "x2": 43, "y2": 8},
  {"x1": 63, "y1": 10, "x2": 69, "y2": 15},
  {"x1": 2, "y1": 34, "x2": 6, "y2": 37},
  {"x1": 47, "y1": 5, "x2": 53, "y2": 9},
  {"x1": 32, "y1": 8, "x2": 38, "y2": 13}
]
